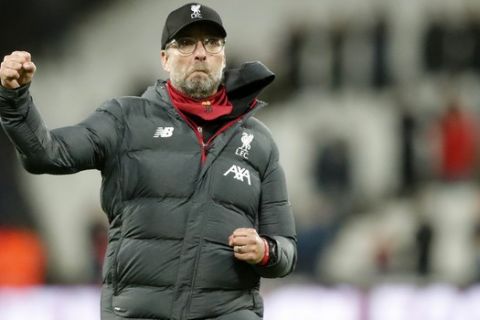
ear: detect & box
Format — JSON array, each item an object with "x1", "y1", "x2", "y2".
[
  {"x1": 161, "y1": 50, "x2": 170, "y2": 72},
  {"x1": 222, "y1": 54, "x2": 226, "y2": 70}
]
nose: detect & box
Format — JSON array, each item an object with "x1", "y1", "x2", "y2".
[{"x1": 193, "y1": 40, "x2": 207, "y2": 61}]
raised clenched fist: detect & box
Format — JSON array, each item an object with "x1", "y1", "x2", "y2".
[{"x1": 0, "y1": 51, "x2": 36, "y2": 89}]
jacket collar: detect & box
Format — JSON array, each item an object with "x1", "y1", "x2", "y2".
[{"x1": 141, "y1": 61, "x2": 275, "y2": 114}]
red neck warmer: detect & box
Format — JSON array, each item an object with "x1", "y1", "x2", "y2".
[{"x1": 167, "y1": 81, "x2": 233, "y2": 121}]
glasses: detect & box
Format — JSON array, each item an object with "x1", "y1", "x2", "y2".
[{"x1": 166, "y1": 37, "x2": 225, "y2": 55}]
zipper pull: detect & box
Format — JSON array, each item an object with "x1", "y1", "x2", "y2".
[{"x1": 197, "y1": 126, "x2": 203, "y2": 133}]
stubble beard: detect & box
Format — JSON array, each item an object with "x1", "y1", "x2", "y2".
[{"x1": 170, "y1": 66, "x2": 223, "y2": 99}]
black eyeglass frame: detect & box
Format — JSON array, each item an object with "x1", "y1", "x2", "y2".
[{"x1": 165, "y1": 37, "x2": 226, "y2": 55}]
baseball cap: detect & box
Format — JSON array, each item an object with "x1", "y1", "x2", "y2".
[{"x1": 161, "y1": 3, "x2": 227, "y2": 49}]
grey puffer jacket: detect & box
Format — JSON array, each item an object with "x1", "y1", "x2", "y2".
[{"x1": 0, "y1": 61, "x2": 296, "y2": 320}]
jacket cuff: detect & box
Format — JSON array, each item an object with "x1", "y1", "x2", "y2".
[
  {"x1": 0, "y1": 83, "x2": 30, "y2": 99},
  {"x1": 251, "y1": 235, "x2": 296, "y2": 278},
  {"x1": 0, "y1": 84, "x2": 31, "y2": 119},
  {"x1": 256, "y1": 235, "x2": 278, "y2": 267}
]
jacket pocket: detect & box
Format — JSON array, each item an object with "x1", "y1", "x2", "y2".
[
  {"x1": 112, "y1": 239, "x2": 123, "y2": 295},
  {"x1": 101, "y1": 244, "x2": 116, "y2": 284}
]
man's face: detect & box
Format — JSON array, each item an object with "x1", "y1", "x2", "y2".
[{"x1": 161, "y1": 23, "x2": 226, "y2": 99}]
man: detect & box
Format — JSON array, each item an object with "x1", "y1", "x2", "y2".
[{"x1": 0, "y1": 3, "x2": 296, "y2": 320}]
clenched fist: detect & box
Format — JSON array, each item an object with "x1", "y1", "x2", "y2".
[
  {"x1": 0, "y1": 51, "x2": 36, "y2": 89},
  {"x1": 228, "y1": 228, "x2": 266, "y2": 264}
]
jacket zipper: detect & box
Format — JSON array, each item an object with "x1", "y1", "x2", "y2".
[
  {"x1": 180, "y1": 118, "x2": 243, "y2": 320},
  {"x1": 169, "y1": 103, "x2": 254, "y2": 319},
  {"x1": 181, "y1": 209, "x2": 207, "y2": 320},
  {"x1": 172, "y1": 108, "x2": 207, "y2": 164},
  {"x1": 173, "y1": 107, "x2": 244, "y2": 166}
]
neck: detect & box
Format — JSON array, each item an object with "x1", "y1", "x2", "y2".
[{"x1": 167, "y1": 81, "x2": 233, "y2": 121}]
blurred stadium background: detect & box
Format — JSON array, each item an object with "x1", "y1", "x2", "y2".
[{"x1": 2, "y1": 0, "x2": 480, "y2": 319}]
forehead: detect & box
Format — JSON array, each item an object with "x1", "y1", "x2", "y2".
[{"x1": 176, "y1": 22, "x2": 225, "y2": 38}]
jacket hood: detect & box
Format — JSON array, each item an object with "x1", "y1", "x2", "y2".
[
  {"x1": 141, "y1": 61, "x2": 275, "y2": 107},
  {"x1": 223, "y1": 61, "x2": 275, "y2": 102}
]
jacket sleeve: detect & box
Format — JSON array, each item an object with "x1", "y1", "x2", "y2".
[
  {"x1": 0, "y1": 84, "x2": 123, "y2": 174},
  {"x1": 252, "y1": 140, "x2": 297, "y2": 278}
]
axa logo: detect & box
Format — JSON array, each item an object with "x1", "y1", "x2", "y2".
[
  {"x1": 191, "y1": 4, "x2": 202, "y2": 19},
  {"x1": 153, "y1": 127, "x2": 174, "y2": 138},
  {"x1": 235, "y1": 132, "x2": 254, "y2": 159},
  {"x1": 223, "y1": 165, "x2": 251, "y2": 186}
]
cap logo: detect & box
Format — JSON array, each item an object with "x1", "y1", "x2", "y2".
[{"x1": 190, "y1": 4, "x2": 202, "y2": 19}]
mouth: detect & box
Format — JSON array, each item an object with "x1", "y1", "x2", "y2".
[
  {"x1": 188, "y1": 70, "x2": 210, "y2": 81},
  {"x1": 190, "y1": 69, "x2": 208, "y2": 75}
]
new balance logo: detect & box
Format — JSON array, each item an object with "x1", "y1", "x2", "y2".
[
  {"x1": 223, "y1": 165, "x2": 251, "y2": 185},
  {"x1": 153, "y1": 127, "x2": 174, "y2": 138}
]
